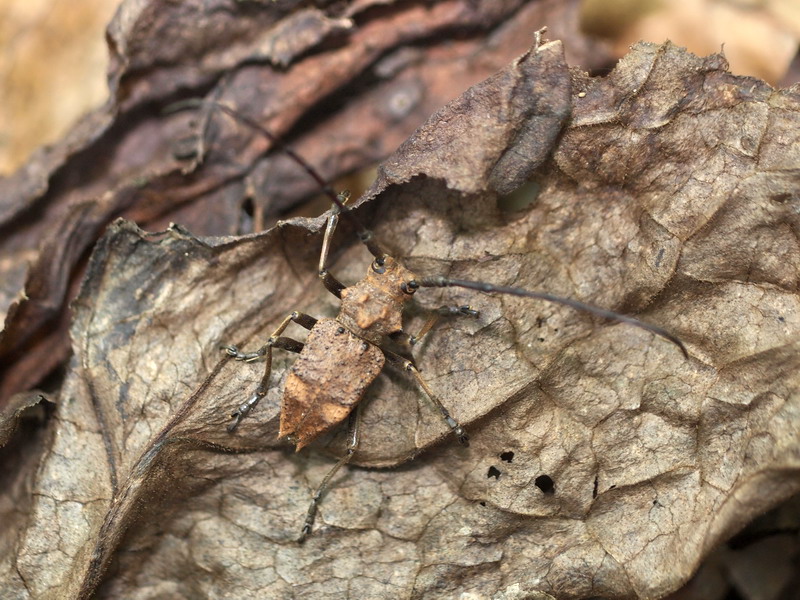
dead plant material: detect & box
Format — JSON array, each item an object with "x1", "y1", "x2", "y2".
[{"x1": 0, "y1": 8, "x2": 798, "y2": 600}]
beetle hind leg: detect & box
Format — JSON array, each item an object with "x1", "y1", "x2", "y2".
[
  {"x1": 383, "y1": 349, "x2": 469, "y2": 445},
  {"x1": 299, "y1": 404, "x2": 362, "y2": 542}
]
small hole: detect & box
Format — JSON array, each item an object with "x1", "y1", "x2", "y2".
[
  {"x1": 487, "y1": 466, "x2": 501, "y2": 480},
  {"x1": 592, "y1": 476, "x2": 599, "y2": 499},
  {"x1": 500, "y1": 451, "x2": 514, "y2": 463},
  {"x1": 479, "y1": 501, "x2": 486, "y2": 507},
  {"x1": 535, "y1": 474, "x2": 555, "y2": 494}
]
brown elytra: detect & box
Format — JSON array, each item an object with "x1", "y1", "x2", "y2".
[{"x1": 280, "y1": 318, "x2": 385, "y2": 450}]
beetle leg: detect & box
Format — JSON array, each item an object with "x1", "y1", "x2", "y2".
[
  {"x1": 383, "y1": 349, "x2": 469, "y2": 446},
  {"x1": 222, "y1": 311, "x2": 317, "y2": 431},
  {"x1": 299, "y1": 403, "x2": 362, "y2": 542},
  {"x1": 318, "y1": 191, "x2": 350, "y2": 299},
  {"x1": 409, "y1": 305, "x2": 479, "y2": 346},
  {"x1": 390, "y1": 305, "x2": 480, "y2": 353}
]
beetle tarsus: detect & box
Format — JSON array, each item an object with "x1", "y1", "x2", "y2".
[
  {"x1": 459, "y1": 306, "x2": 479, "y2": 317},
  {"x1": 298, "y1": 522, "x2": 312, "y2": 544},
  {"x1": 454, "y1": 426, "x2": 470, "y2": 446},
  {"x1": 227, "y1": 391, "x2": 263, "y2": 432},
  {"x1": 436, "y1": 305, "x2": 479, "y2": 318},
  {"x1": 222, "y1": 345, "x2": 266, "y2": 362}
]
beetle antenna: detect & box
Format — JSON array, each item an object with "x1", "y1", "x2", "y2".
[
  {"x1": 166, "y1": 98, "x2": 386, "y2": 259},
  {"x1": 409, "y1": 276, "x2": 688, "y2": 357}
]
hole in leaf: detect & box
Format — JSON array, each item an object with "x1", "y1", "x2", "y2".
[
  {"x1": 500, "y1": 451, "x2": 514, "y2": 463},
  {"x1": 487, "y1": 466, "x2": 501, "y2": 480},
  {"x1": 535, "y1": 474, "x2": 555, "y2": 494}
]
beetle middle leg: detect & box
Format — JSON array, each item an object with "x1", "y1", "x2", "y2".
[
  {"x1": 222, "y1": 311, "x2": 317, "y2": 431},
  {"x1": 299, "y1": 403, "x2": 362, "y2": 542}
]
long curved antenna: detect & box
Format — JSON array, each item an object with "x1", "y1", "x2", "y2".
[
  {"x1": 410, "y1": 276, "x2": 688, "y2": 357},
  {"x1": 165, "y1": 98, "x2": 386, "y2": 259}
]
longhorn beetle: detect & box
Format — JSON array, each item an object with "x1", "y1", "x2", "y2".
[{"x1": 177, "y1": 100, "x2": 688, "y2": 541}]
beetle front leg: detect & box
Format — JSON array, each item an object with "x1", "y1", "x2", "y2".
[
  {"x1": 317, "y1": 191, "x2": 350, "y2": 299},
  {"x1": 222, "y1": 311, "x2": 317, "y2": 431},
  {"x1": 391, "y1": 305, "x2": 480, "y2": 354},
  {"x1": 409, "y1": 305, "x2": 479, "y2": 346}
]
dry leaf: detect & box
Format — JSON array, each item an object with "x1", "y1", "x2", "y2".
[
  {"x1": 1, "y1": 34, "x2": 798, "y2": 599},
  {"x1": 2, "y1": 1, "x2": 799, "y2": 597}
]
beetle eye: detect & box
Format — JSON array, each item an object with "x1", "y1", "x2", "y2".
[
  {"x1": 401, "y1": 281, "x2": 418, "y2": 295},
  {"x1": 371, "y1": 257, "x2": 386, "y2": 274}
]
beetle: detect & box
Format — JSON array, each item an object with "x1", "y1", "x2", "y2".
[{"x1": 183, "y1": 101, "x2": 688, "y2": 541}]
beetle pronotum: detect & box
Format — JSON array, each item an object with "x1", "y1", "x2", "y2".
[{"x1": 178, "y1": 100, "x2": 687, "y2": 541}]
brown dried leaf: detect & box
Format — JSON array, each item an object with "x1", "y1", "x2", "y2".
[{"x1": 2, "y1": 29, "x2": 799, "y2": 600}]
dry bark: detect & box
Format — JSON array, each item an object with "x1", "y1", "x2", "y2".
[{"x1": 1, "y1": 2, "x2": 799, "y2": 600}]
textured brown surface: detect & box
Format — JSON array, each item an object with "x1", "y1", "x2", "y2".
[
  {"x1": 280, "y1": 318, "x2": 385, "y2": 450},
  {"x1": 337, "y1": 255, "x2": 417, "y2": 345},
  {"x1": 0, "y1": 5, "x2": 798, "y2": 600},
  {"x1": 0, "y1": 0, "x2": 119, "y2": 175}
]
